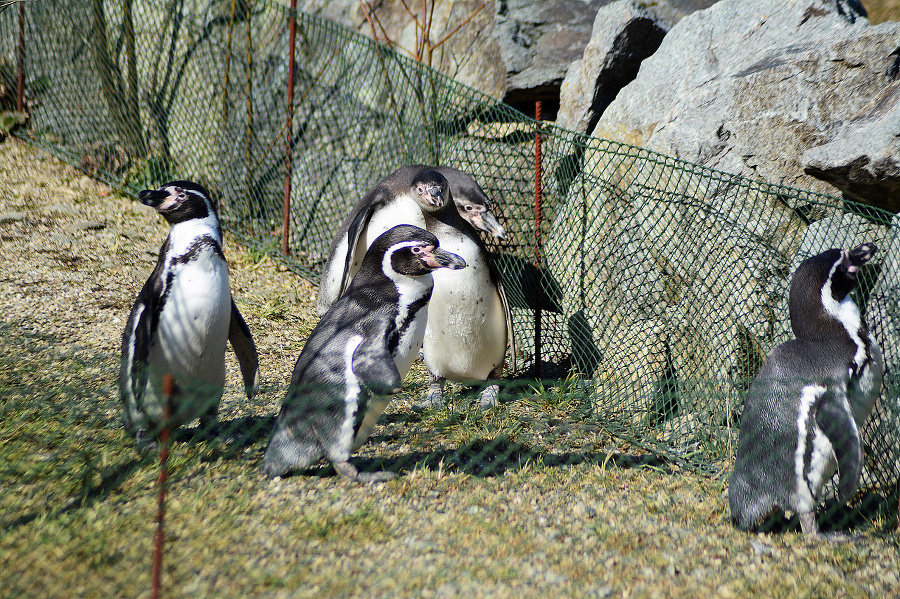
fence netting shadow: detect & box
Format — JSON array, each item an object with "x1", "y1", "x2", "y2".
[{"x1": 1, "y1": 0, "x2": 898, "y2": 572}]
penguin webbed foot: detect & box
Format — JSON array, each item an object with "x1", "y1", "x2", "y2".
[
  {"x1": 799, "y1": 511, "x2": 859, "y2": 542},
  {"x1": 131, "y1": 428, "x2": 158, "y2": 453},
  {"x1": 413, "y1": 381, "x2": 446, "y2": 411},
  {"x1": 799, "y1": 510, "x2": 819, "y2": 537},
  {"x1": 332, "y1": 460, "x2": 397, "y2": 483},
  {"x1": 478, "y1": 384, "x2": 500, "y2": 408}
]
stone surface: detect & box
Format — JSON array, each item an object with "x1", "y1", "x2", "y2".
[
  {"x1": 556, "y1": 1, "x2": 669, "y2": 137},
  {"x1": 803, "y1": 81, "x2": 900, "y2": 213},
  {"x1": 297, "y1": 1, "x2": 719, "y2": 117},
  {"x1": 590, "y1": 0, "x2": 900, "y2": 212}
]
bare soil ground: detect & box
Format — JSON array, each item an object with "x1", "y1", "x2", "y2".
[{"x1": 1, "y1": 137, "x2": 898, "y2": 598}]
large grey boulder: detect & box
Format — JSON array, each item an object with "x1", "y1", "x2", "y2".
[
  {"x1": 496, "y1": 0, "x2": 610, "y2": 113},
  {"x1": 590, "y1": 0, "x2": 900, "y2": 213},
  {"x1": 556, "y1": 1, "x2": 669, "y2": 137},
  {"x1": 803, "y1": 81, "x2": 900, "y2": 213}
]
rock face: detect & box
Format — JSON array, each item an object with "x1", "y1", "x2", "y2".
[
  {"x1": 802, "y1": 81, "x2": 900, "y2": 213},
  {"x1": 495, "y1": 0, "x2": 609, "y2": 116},
  {"x1": 297, "y1": 0, "x2": 718, "y2": 118},
  {"x1": 590, "y1": 0, "x2": 900, "y2": 213},
  {"x1": 556, "y1": 1, "x2": 669, "y2": 137}
]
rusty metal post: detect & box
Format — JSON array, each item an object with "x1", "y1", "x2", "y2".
[
  {"x1": 282, "y1": 0, "x2": 298, "y2": 256},
  {"x1": 533, "y1": 101, "x2": 543, "y2": 379},
  {"x1": 17, "y1": 0, "x2": 25, "y2": 113},
  {"x1": 151, "y1": 374, "x2": 174, "y2": 599}
]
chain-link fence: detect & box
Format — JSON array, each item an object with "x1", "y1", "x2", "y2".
[{"x1": 2, "y1": 0, "x2": 899, "y2": 595}]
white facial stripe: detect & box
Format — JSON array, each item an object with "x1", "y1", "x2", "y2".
[
  {"x1": 381, "y1": 240, "x2": 423, "y2": 278},
  {"x1": 819, "y1": 253, "x2": 866, "y2": 369},
  {"x1": 794, "y1": 383, "x2": 827, "y2": 509}
]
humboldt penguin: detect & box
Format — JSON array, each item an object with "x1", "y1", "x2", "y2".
[
  {"x1": 120, "y1": 181, "x2": 259, "y2": 447},
  {"x1": 729, "y1": 243, "x2": 883, "y2": 538},
  {"x1": 316, "y1": 165, "x2": 513, "y2": 408},
  {"x1": 263, "y1": 225, "x2": 466, "y2": 481}
]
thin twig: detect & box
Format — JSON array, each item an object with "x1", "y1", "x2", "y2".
[{"x1": 432, "y1": 2, "x2": 485, "y2": 50}]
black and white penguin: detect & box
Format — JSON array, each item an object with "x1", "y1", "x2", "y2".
[
  {"x1": 120, "y1": 181, "x2": 259, "y2": 446},
  {"x1": 263, "y1": 224, "x2": 466, "y2": 481},
  {"x1": 729, "y1": 243, "x2": 883, "y2": 538},
  {"x1": 418, "y1": 182, "x2": 512, "y2": 409},
  {"x1": 316, "y1": 165, "x2": 513, "y2": 408}
]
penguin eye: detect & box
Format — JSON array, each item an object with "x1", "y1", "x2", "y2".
[
  {"x1": 464, "y1": 204, "x2": 475, "y2": 212},
  {"x1": 411, "y1": 246, "x2": 423, "y2": 254}
]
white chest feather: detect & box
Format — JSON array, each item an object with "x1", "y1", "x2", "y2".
[
  {"x1": 423, "y1": 232, "x2": 506, "y2": 380},
  {"x1": 390, "y1": 272, "x2": 433, "y2": 376},
  {"x1": 152, "y1": 236, "x2": 231, "y2": 383}
]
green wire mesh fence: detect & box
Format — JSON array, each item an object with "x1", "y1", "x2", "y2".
[{"x1": 1, "y1": 0, "x2": 899, "y2": 564}]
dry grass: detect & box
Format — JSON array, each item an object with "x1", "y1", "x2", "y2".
[{"x1": 1, "y1": 137, "x2": 898, "y2": 598}]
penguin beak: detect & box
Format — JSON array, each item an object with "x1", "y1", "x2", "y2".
[
  {"x1": 470, "y1": 209, "x2": 507, "y2": 239},
  {"x1": 421, "y1": 246, "x2": 466, "y2": 270},
  {"x1": 138, "y1": 187, "x2": 179, "y2": 211},
  {"x1": 848, "y1": 243, "x2": 877, "y2": 268},
  {"x1": 425, "y1": 185, "x2": 444, "y2": 208}
]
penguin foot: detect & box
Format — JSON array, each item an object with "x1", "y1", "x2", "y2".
[
  {"x1": 131, "y1": 428, "x2": 158, "y2": 453},
  {"x1": 333, "y1": 460, "x2": 397, "y2": 483},
  {"x1": 477, "y1": 384, "x2": 500, "y2": 409},
  {"x1": 799, "y1": 511, "x2": 819, "y2": 538},
  {"x1": 413, "y1": 383, "x2": 446, "y2": 411}
]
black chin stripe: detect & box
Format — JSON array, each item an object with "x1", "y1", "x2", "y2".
[
  {"x1": 171, "y1": 236, "x2": 225, "y2": 266},
  {"x1": 387, "y1": 292, "x2": 430, "y2": 356}
]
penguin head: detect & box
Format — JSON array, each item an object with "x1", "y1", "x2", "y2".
[
  {"x1": 454, "y1": 196, "x2": 507, "y2": 239},
  {"x1": 366, "y1": 225, "x2": 467, "y2": 278},
  {"x1": 410, "y1": 171, "x2": 449, "y2": 212},
  {"x1": 789, "y1": 242, "x2": 877, "y2": 339},
  {"x1": 138, "y1": 181, "x2": 218, "y2": 225},
  {"x1": 432, "y1": 165, "x2": 507, "y2": 239}
]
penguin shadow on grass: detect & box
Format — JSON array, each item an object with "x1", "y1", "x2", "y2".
[
  {"x1": 167, "y1": 413, "x2": 278, "y2": 459},
  {"x1": 284, "y1": 437, "x2": 672, "y2": 482}
]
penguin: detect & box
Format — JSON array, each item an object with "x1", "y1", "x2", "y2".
[
  {"x1": 418, "y1": 184, "x2": 513, "y2": 409},
  {"x1": 316, "y1": 164, "x2": 506, "y2": 317},
  {"x1": 120, "y1": 181, "x2": 259, "y2": 447},
  {"x1": 263, "y1": 224, "x2": 466, "y2": 481},
  {"x1": 317, "y1": 165, "x2": 514, "y2": 408},
  {"x1": 729, "y1": 242, "x2": 883, "y2": 538}
]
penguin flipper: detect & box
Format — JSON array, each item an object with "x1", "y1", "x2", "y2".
[
  {"x1": 120, "y1": 293, "x2": 154, "y2": 435},
  {"x1": 814, "y1": 388, "x2": 863, "y2": 502},
  {"x1": 348, "y1": 341, "x2": 403, "y2": 453},
  {"x1": 315, "y1": 190, "x2": 387, "y2": 316},
  {"x1": 228, "y1": 298, "x2": 259, "y2": 399},
  {"x1": 339, "y1": 193, "x2": 385, "y2": 295},
  {"x1": 353, "y1": 341, "x2": 402, "y2": 397}
]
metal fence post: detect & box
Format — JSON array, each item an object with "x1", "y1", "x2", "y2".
[
  {"x1": 534, "y1": 101, "x2": 543, "y2": 379},
  {"x1": 282, "y1": 0, "x2": 298, "y2": 256},
  {"x1": 151, "y1": 374, "x2": 174, "y2": 599},
  {"x1": 17, "y1": 0, "x2": 25, "y2": 113}
]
